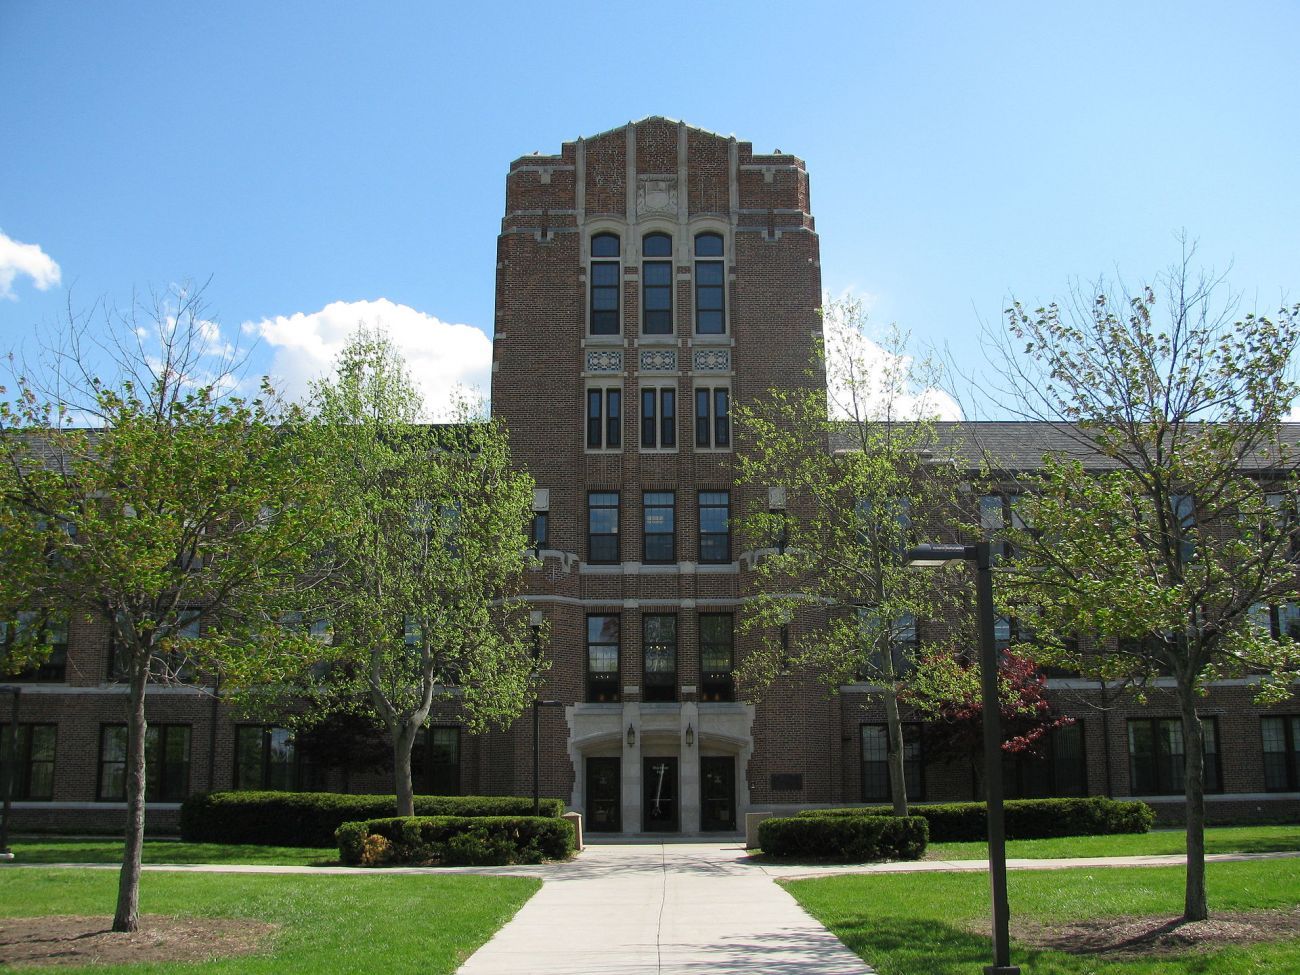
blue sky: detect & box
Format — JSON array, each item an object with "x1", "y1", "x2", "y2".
[{"x1": 2, "y1": 1, "x2": 1297, "y2": 413}]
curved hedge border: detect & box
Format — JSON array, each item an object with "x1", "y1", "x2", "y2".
[
  {"x1": 337, "y1": 815, "x2": 575, "y2": 866},
  {"x1": 180, "y1": 791, "x2": 566, "y2": 847},
  {"x1": 796, "y1": 797, "x2": 1153, "y2": 842},
  {"x1": 758, "y1": 814, "x2": 928, "y2": 861}
]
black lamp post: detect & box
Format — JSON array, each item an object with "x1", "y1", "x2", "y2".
[
  {"x1": 904, "y1": 542, "x2": 1019, "y2": 975},
  {"x1": 0, "y1": 685, "x2": 20, "y2": 860}
]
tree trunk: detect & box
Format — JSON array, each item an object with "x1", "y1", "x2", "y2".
[
  {"x1": 112, "y1": 661, "x2": 149, "y2": 932},
  {"x1": 882, "y1": 687, "x2": 909, "y2": 817},
  {"x1": 392, "y1": 721, "x2": 417, "y2": 817},
  {"x1": 1179, "y1": 690, "x2": 1208, "y2": 921}
]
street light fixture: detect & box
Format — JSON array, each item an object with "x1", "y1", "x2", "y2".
[{"x1": 904, "y1": 541, "x2": 1020, "y2": 975}]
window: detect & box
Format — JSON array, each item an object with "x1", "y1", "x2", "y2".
[
  {"x1": 1262, "y1": 716, "x2": 1300, "y2": 791},
  {"x1": 694, "y1": 387, "x2": 730, "y2": 449},
  {"x1": 588, "y1": 492, "x2": 620, "y2": 564},
  {"x1": 0, "y1": 723, "x2": 55, "y2": 800},
  {"x1": 1171, "y1": 493, "x2": 1196, "y2": 563},
  {"x1": 413, "y1": 726, "x2": 461, "y2": 795},
  {"x1": 642, "y1": 491, "x2": 675, "y2": 563},
  {"x1": 698, "y1": 491, "x2": 731, "y2": 563},
  {"x1": 589, "y1": 233, "x2": 621, "y2": 335},
  {"x1": 280, "y1": 611, "x2": 332, "y2": 644},
  {"x1": 980, "y1": 493, "x2": 1025, "y2": 562},
  {"x1": 694, "y1": 232, "x2": 725, "y2": 334},
  {"x1": 861, "y1": 723, "x2": 923, "y2": 802},
  {"x1": 699, "y1": 613, "x2": 734, "y2": 702},
  {"x1": 586, "y1": 387, "x2": 622, "y2": 450},
  {"x1": 640, "y1": 387, "x2": 676, "y2": 449},
  {"x1": 530, "y1": 510, "x2": 549, "y2": 550},
  {"x1": 642, "y1": 614, "x2": 677, "y2": 702},
  {"x1": 641, "y1": 232, "x2": 673, "y2": 334},
  {"x1": 234, "y1": 725, "x2": 320, "y2": 792},
  {"x1": 1127, "y1": 717, "x2": 1221, "y2": 795},
  {"x1": 856, "y1": 610, "x2": 918, "y2": 680},
  {"x1": 1003, "y1": 721, "x2": 1087, "y2": 798},
  {"x1": 1265, "y1": 491, "x2": 1298, "y2": 554},
  {"x1": 586, "y1": 615, "x2": 620, "y2": 702},
  {"x1": 98, "y1": 724, "x2": 190, "y2": 801},
  {"x1": 1249, "y1": 601, "x2": 1300, "y2": 641},
  {"x1": 0, "y1": 610, "x2": 68, "y2": 681}
]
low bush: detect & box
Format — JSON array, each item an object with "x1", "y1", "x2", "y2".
[
  {"x1": 758, "y1": 814, "x2": 928, "y2": 861},
  {"x1": 337, "y1": 815, "x2": 575, "y2": 866},
  {"x1": 180, "y1": 792, "x2": 566, "y2": 847},
  {"x1": 796, "y1": 796, "x2": 1153, "y2": 842}
]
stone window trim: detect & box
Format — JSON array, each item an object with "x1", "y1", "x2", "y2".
[
  {"x1": 585, "y1": 384, "x2": 623, "y2": 452},
  {"x1": 694, "y1": 231, "x2": 726, "y2": 336},
  {"x1": 693, "y1": 384, "x2": 732, "y2": 451},
  {"x1": 588, "y1": 230, "x2": 622, "y2": 337},
  {"x1": 639, "y1": 384, "x2": 678, "y2": 451},
  {"x1": 641, "y1": 231, "x2": 674, "y2": 336}
]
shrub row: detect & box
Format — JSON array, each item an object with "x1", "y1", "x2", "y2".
[
  {"x1": 758, "y1": 814, "x2": 928, "y2": 861},
  {"x1": 337, "y1": 815, "x2": 575, "y2": 866},
  {"x1": 796, "y1": 796, "x2": 1154, "y2": 842},
  {"x1": 180, "y1": 791, "x2": 565, "y2": 847}
]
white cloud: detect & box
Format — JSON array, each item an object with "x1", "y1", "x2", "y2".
[
  {"x1": 0, "y1": 230, "x2": 61, "y2": 299},
  {"x1": 248, "y1": 298, "x2": 492, "y2": 418}
]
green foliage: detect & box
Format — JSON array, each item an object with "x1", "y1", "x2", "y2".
[
  {"x1": 798, "y1": 796, "x2": 1154, "y2": 842},
  {"x1": 180, "y1": 790, "x2": 565, "y2": 847},
  {"x1": 336, "y1": 815, "x2": 575, "y2": 866},
  {"x1": 734, "y1": 299, "x2": 969, "y2": 692},
  {"x1": 758, "y1": 814, "x2": 928, "y2": 861}
]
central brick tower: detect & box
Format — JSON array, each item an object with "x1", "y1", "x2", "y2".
[{"x1": 489, "y1": 117, "x2": 829, "y2": 833}]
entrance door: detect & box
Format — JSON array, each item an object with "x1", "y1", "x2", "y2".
[
  {"x1": 701, "y1": 756, "x2": 736, "y2": 832},
  {"x1": 586, "y1": 757, "x2": 621, "y2": 832},
  {"x1": 642, "y1": 757, "x2": 679, "y2": 832}
]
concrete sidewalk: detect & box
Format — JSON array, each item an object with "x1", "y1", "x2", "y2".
[{"x1": 455, "y1": 842, "x2": 874, "y2": 975}]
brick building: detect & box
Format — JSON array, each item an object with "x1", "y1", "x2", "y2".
[{"x1": 4, "y1": 117, "x2": 1299, "y2": 834}]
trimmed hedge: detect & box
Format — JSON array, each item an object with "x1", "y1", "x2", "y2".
[
  {"x1": 795, "y1": 797, "x2": 1154, "y2": 842},
  {"x1": 758, "y1": 815, "x2": 928, "y2": 861},
  {"x1": 180, "y1": 791, "x2": 566, "y2": 847},
  {"x1": 337, "y1": 815, "x2": 575, "y2": 866}
]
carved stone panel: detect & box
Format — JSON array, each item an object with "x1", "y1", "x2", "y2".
[
  {"x1": 637, "y1": 176, "x2": 678, "y2": 216},
  {"x1": 639, "y1": 349, "x2": 678, "y2": 373},
  {"x1": 586, "y1": 350, "x2": 624, "y2": 374},
  {"x1": 692, "y1": 348, "x2": 731, "y2": 372}
]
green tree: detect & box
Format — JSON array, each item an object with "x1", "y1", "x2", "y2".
[
  {"x1": 989, "y1": 251, "x2": 1300, "y2": 920},
  {"x1": 309, "y1": 329, "x2": 537, "y2": 816},
  {"x1": 735, "y1": 298, "x2": 968, "y2": 815},
  {"x1": 0, "y1": 285, "x2": 333, "y2": 931}
]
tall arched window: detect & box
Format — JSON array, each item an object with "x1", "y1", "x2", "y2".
[
  {"x1": 694, "y1": 232, "x2": 725, "y2": 334},
  {"x1": 589, "y1": 233, "x2": 621, "y2": 335},
  {"x1": 642, "y1": 232, "x2": 673, "y2": 335}
]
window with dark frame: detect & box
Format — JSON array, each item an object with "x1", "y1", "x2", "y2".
[
  {"x1": 1127, "y1": 716, "x2": 1221, "y2": 795},
  {"x1": 694, "y1": 387, "x2": 730, "y2": 449},
  {"x1": 586, "y1": 388, "x2": 622, "y2": 450},
  {"x1": 0, "y1": 610, "x2": 68, "y2": 682},
  {"x1": 588, "y1": 492, "x2": 620, "y2": 564},
  {"x1": 0, "y1": 723, "x2": 55, "y2": 800},
  {"x1": 586, "y1": 615, "x2": 621, "y2": 703},
  {"x1": 234, "y1": 725, "x2": 320, "y2": 792},
  {"x1": 413, "y1": 726, "x2": 461, "y2": 795},
  {"x1": 1262, "y1": 715, "x2": 1300, "y2": 791},
  {"x1": 698, "y1": 491, "x2": 731, "y2": 563},
  {"x1": 98, "y1": 723, "x2": 191, "y2": 801},
  {"x1": 642, "y1": 232, "x2": 673, "y2": 334},
  {"x1": 643, "y1": 491, "x2": 676, "y2": 563},
  {"x1": 861, "y1": 723, "x2": 923, "y2": 802},
  {"x1": 858, "y1": 611, "x2": 919, "y2": 679},
  {"x1": 640, "y1": 388, "x2": 676, "y2": 449},
  {"x1": 642, "y1": 614, "x2": 678, "y2": 702},
  {"x1": 694, "y1": 232, "x2": 725, "y2": 334},
  {"x1": 1003, "y1": 721, "x2": 1088, "y2": 798},
  {"x1": 699, "y1": 613, "x2": 735, "y2": 702},
  {"x1": 589, "y1": 233, "x2": 621, "y2": 335},
  {"x1": 530, "y1": 510, "x2": 549, "y2": 550}
]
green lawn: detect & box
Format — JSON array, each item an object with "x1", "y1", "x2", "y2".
[
  {"x1": 786, "y1": 858, "x2": 1300, "y2": 974},
  {"x1": 927, "y1": 824, "x2": 1300, "y2": 861},
  {"x1": 0, "y1": 868, "x2": 538, "y2": 974},
  {"x1": 6, "y1": 838, "x2": 334, "y2": 866}
]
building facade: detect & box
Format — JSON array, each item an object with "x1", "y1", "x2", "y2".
[{"x1": 4, "y1": 118, "x2": 1299, "y2": 833}]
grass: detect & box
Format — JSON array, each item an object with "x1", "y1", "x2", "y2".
[
  {"x1": 6, "y1": 838, "x2": 334, "y2": 866},
  {"x1": 0, "y1": 868, "x2": 539, "y2": 974},
  {"x1": 786, "y1": 857, "x2": 1300, "y2": 974},
  {"x1": 927, "y1": 824, "x2": 1300, "y2": 861}
]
